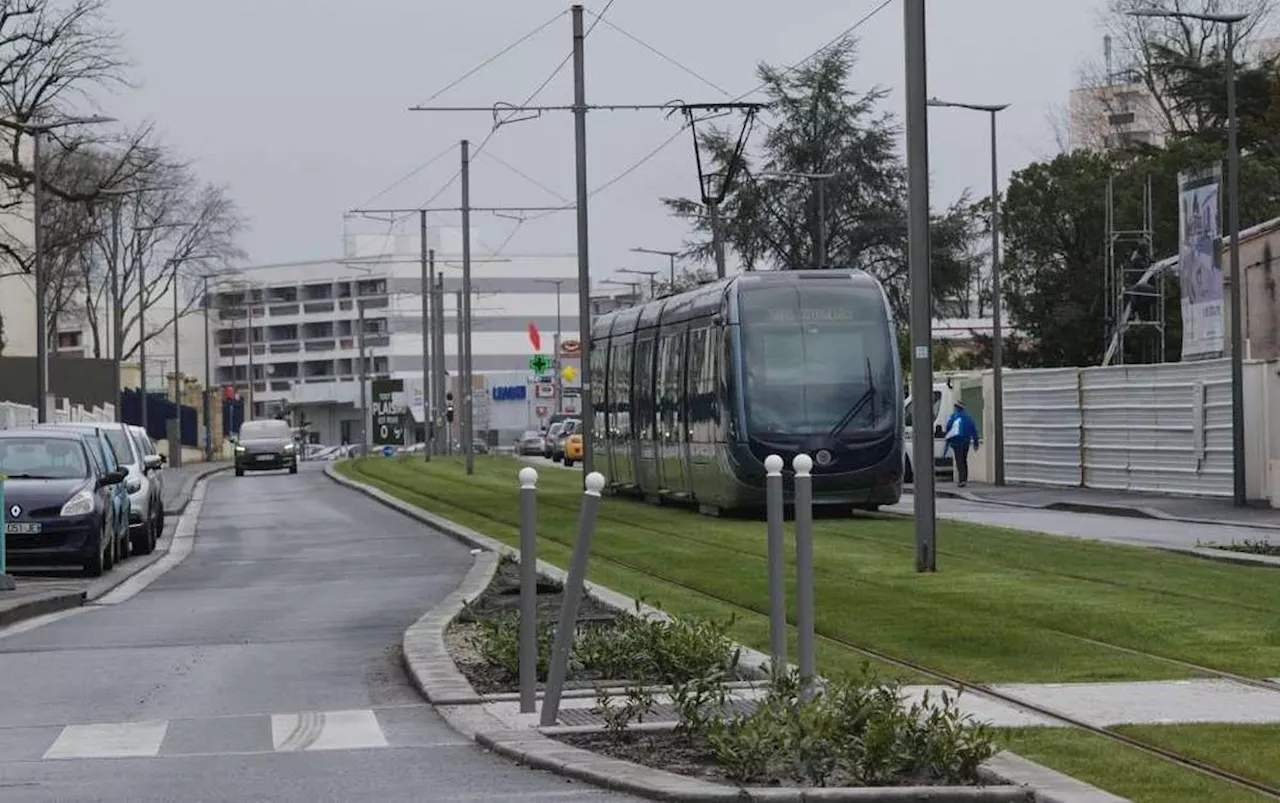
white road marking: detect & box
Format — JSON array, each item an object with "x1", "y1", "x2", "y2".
[
  {"x1": 0, "y1": 608, "x2": 86, "y2": 640},
  {"x1": 271, "y1": 710, "x2": 389, "y2": 752},
  {"x1": 43, "y1": 720, "x2": 168, "y2": 760}
]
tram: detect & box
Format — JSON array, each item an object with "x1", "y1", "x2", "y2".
[{"x1": 589, "y1": 269, "x2": 903, "y2": 514}]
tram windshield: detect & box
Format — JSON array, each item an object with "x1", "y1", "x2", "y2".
[{"x1": 738, "y1": 281, "x2": 897, "y2": 438}]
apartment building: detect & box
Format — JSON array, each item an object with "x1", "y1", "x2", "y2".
[{"x1": 209, "y1": 249, "x2": 582, "y2": 445}]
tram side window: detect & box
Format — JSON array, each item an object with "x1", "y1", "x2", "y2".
[
  {"x1": 706, "y1": 325, "x2": 721, "y2": 429},
  {"x1": 616, "y1": 342, "x2": 633, "y2": 438},
  {"x1": 689, "y1": 327, "x2": 718, "y2": 444},
  {"x1": 609, "y1": 341, "x2": 625, "y2": 438},
  {"x1": 634, "y1": 338, "x2": 656, "y2": 442},
  {"x1": 659, "y1": 334, "x2": 681, "y2": 441},
  {"x1": 685, "y1": 328, "x2": 705, "y2": 443},
  {"x1": 591, "y1": 341, "x2": 609, "y2": 438}
]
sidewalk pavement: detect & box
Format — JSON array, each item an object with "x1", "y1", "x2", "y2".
[
  {"x1": 909, "y1": 480, "x2": 1280, "y2": 533},
  {"x1": 0, "y1": 461, "x2": 229, "y2": 629},
  {"x1": 162, "y1": 461, "x2": 230, "y2": 514}
]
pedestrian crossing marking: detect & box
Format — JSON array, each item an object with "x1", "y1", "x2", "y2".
[
  {"x1": 271, "y1": 709, "x2": 389, "y2": 752},
  {"x1": 44, "y1": 720, "x2": 168, "y2": 760}
]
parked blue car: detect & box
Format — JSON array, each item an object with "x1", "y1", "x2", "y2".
[{"x1": 0, "y1": 430, "x2": 127, "y2": 576}]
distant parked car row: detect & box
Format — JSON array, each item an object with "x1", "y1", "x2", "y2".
[{"x1": 0, "y1": 422, "x2": 167, "y2": 577}]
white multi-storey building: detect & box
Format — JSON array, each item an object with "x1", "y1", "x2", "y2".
[{"x1": 209, "y1": 235, "x2": 583, "y2": 446}]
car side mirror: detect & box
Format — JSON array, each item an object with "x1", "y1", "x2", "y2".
[
  {"x1": 143, "y1": 454, "x2": 163, "y2": 471},
  {"x1": 98, "y1": 469, "x2": 127, "y2": 488},
  {"x1": 934, "y1": 425, "x2": 945, "y2": 439}
]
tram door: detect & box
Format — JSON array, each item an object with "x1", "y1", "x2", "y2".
[
  {"x1": 608, "y1": 340, "x2": 636, "y2": 487},
  {"x1": 633, "y1": 335, "x2": 660, "y2": 493},
  {"x1": 655, "y1": 332, "x2": 688, "y2": 496}
]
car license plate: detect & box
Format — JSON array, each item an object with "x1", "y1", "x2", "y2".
[
  {"x1": 256, "y1": 454, "x2": 275, "y2": 462},
  {"x1": 4, "y1": 522, "x2": 41, "y2": 535}
]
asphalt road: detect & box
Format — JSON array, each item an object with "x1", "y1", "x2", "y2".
[
  {"x1": 892, "y1": 493, "x2": 1264, "y2": 550},
  {"x1": 0, "y1": 463, "x2": 630, "y2": 802}
]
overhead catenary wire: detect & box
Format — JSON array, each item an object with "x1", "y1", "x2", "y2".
[
  {"x1": 417, "y1": 9, "x2": 569, "y2": 106},
  {"x1": 481, "y1": 149, "x2": 572, "y2": 203}
]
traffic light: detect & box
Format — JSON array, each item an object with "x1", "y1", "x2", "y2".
[{"x1": 445, "y1": 391, "x2": 454, "y2": 423}]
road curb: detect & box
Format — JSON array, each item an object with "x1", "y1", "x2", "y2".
[
  {"x1": 166, "y1": 463, "x2": 231, "y2": 515},
  {"x1": 0, "y1": 589, "x2": 85, "y2": 628},
  {"x1": 328, "y1": 462, "x2": 1131, "y2": 803}
]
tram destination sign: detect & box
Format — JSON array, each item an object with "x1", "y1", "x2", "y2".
[
  {"x1": 766, "y1": 306, "x2": 855, "y2": 324},
  {"x1": 371, "y1": 378, "x2": 406, "y2": 446}
]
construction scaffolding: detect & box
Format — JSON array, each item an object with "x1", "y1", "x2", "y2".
[{"x1": 1104, "y1": 171, "x2": 1167, "y2": 365}]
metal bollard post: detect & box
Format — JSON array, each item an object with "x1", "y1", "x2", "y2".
[
  {"x1": 764, "y1": 454, "x2": 787, "y2": 672},
  {"x1": 517, "y1": 466, "x2": 539, "y2": 714},
  {"x1": 539, "y1": 471, "x2": 606, "y2": 727},
  {"x1": 792, "y1": 454, "x2": 815, "y2": 688},
  {"x1": 0, "y1": 473, "x2": 13, "y2": 591}
]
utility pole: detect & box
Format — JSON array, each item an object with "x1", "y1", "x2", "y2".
[
  {"x1": 111, "y1": 202, "x2": 122, "y2": 421},
  {"x1": 461, "y1": 139, "x2": 475, "y2": 475},
  {"x1": 534, "y1": 279, "x2": 566, "y2": 418},
  {"x1": 631, "y1": 247, "x2": 679, "y2": 288},
  {"x1": 138, "y1": 241, "x2": 148, "y2": 433},
  {"x1": 172, "y1": 264, "x2": 180, "y2": 404},
  {"x1": 427, "y1": 210, "x2": 437, "y2": 461},
  {"x1": 905, "y1": 0, "x2": 937, "y2": 572},
  {"x1": 571, "y1": 3, "x2": 595, "y2": 475}
]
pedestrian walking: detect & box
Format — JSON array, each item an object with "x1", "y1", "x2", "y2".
[{"x1": 943, "y1": 401, "x2": 980, "y2": 487}]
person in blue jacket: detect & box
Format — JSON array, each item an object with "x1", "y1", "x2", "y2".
[{"x1": 943, "y1": 401, "x2": 980, "y2": 487}]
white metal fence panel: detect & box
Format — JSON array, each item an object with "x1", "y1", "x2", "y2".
[
  {"x1": 1079, "y1": 360, "x2": 1232, "y2": 496},
  {"x1": 1003, "y1": 367, "x2": 1083, "y2": 487}
]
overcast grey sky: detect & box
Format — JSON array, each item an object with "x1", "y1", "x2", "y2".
[{"x1": 97, "y1": 0, "x2": 1108, "y2": 275}]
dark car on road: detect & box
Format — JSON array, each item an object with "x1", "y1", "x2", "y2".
[
  {"x1": 0, "y1": 430, "x2": 127, "y2": 576},
  {"x1": 233, "y1": 419, "x2": 299, "y2": 476}
]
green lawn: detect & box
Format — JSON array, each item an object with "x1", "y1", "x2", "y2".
[
  {"x1": 338, "y1": 455, "x2": 1280, "y2": 684},
  {"x1": 999, "y1": 728, "x2": 1273, "y2": 803}
]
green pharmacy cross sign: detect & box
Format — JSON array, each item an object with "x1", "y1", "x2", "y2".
[{"x1": 529, "y1": 353, "x2": 552, "y2": 375}]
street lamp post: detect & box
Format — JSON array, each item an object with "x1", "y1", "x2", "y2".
[
  {"x1": 0, "y1": 115, "x2": 116, "y2": 421},
  {"x1": 534, "y1": 279, "x2": 567, "y2": 416},
  {"x1": 618, "y1": 268, "x2": 659, "y2": 297},
  {"x1": 630, "y1": 247, "x2": 678, "y2": 288},
  {"x1": 927, "y1": 98, "x2": 1010, "y2": 486},
  {"x1": 1129, "y1": 7, "x2": 1249, "y2": 506}
]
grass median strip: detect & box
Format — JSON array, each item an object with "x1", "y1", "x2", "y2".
[
  {"x1": 998, "y1": 727, "x2": 1272, "y2": 803},
  {"x1": 340, "y1": 456, "x2": 1280, "y2": 684}
]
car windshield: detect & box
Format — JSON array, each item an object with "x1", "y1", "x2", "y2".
[
  {"x1": 522, "y1": 431, "x2": 541, "y2": 439},
  {"x1": 101, "y1": 430, "x2": 134, "y2": 463},
  {"x1": 738, "y1": 281, "x2": 897, "y2": 438},
  {"x1": 0, "y1": 437, "x2": 90, "y2": 479},
  {"x1": 239, "y1": 420, "x2": 291, "y2": 440}
]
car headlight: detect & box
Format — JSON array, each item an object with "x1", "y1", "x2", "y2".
[
  {"x1": 235, "y1": 445, "x2": 246, "y2": 453},
  {"x1": 126, "y1": 477, "x2": 142, "y2": 493},
  {"x1": 283, "y1": 443, "x2": 296, "y2": 453},
  {"x1": 60, "y1": 490, "x2": 94, "y2": 518}
]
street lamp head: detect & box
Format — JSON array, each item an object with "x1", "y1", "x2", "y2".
[
  {"x1": 1127, "y1": 7, "x2": 1248, "y2": 23},
  {"x1": 929, "y1": 97, "x2": 1010, "y2": 113}
]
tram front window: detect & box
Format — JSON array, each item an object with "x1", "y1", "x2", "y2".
[{"x1": 739, "y1": 282, "x2": 896, "y2": 438}]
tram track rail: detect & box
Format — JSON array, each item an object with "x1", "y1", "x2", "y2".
[{"x1": 347, "y1": 459, "x2": 1280, "y2": 799}]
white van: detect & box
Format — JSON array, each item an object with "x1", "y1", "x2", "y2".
[{"x1": 903, "y1": 380, "x2": 962, "y2": 482}]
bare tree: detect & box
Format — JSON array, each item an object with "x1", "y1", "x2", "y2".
[
  {"x1": 111, "y1": 160, "x2": 246, "y2": 363},
  {"x1": 1069, "y1": 0, "x2": 1275, "y2": 150}
]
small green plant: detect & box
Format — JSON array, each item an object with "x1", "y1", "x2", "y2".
[
  {"x1": 670, "y1": 669, "x2": 730, "y2": 743},
  {"x1": 595, "y1": 685, "x2": 656, "y2": 742},
  {"x1": 699, "y1": 664, "x2": 998, "y2": 788},
  {"x1": 574, "y1": 611, "x2": 738, "y2": 685},
  {"x1": 472, "y1": 616, "x2": 555, "y2": 681}
]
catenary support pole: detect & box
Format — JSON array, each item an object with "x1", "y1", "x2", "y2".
[
  {"x1": 905, "y1": 0, "x2": 937, "y2": 572},
  {"x1": 793, "y1": 454, "x2": 816, "y2": 687},
  {"x1": 461, "y1": 139, "x2": 475, "y2": 475},
  {"x1": 540, "y1": 471, "x2": 606, "y2": 726},
  {"x1": 764, "y1": 454, "x2": 787, "y2": 671},
  {"x1": 455, "y1": 288, "x2": 464, "y2": 454},
  {"x1": 358, "y1": 299, "x2": 369, "y2": 455},
  {"x1": 32, "y1": 131, "x2": 49, "y2": 422},
  {"x1": 518, "y1": 466, "x2": 539, "y2": 714},
  {"x1": 571, "y1": 4, "x2": 596, "y2": 476},
  {"x1": 139, "y1": 241, "x2": 149, "y2": 434},
  {"x1": 989, "y1": 109, "x2": 1006, "y2": 486},
  {"x1": 172, "y1": 264, "x2": 180, "y2": 405},
  {"x1": 436, "y1": 273, "x2": 447, "y2": 455},
  {"x1": 427, "y1": 210, "x2": 437, "y2": 461}
]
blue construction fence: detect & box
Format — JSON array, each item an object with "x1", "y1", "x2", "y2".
[{"x1": 120, "y1": 389, "x2": 199, "y2": 447}]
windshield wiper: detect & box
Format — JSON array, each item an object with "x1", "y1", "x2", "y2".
[{"x1": 829, "y1": 358, "x2": 878, "y2": 440}]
